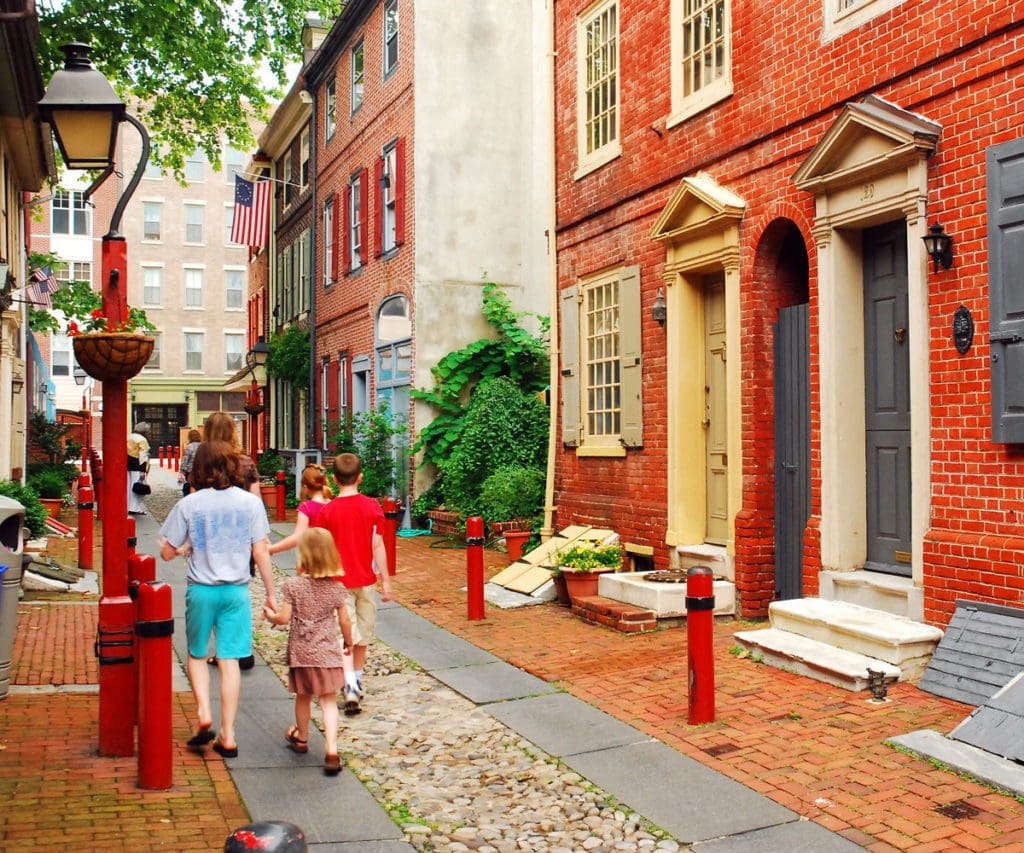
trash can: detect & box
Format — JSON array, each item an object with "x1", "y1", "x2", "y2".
[{"x1": 0, "y1": 496, "x2": 27, "y2": 701}]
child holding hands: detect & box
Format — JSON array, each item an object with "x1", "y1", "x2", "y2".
[{"x1": 264, "y1": 528, "x2": 354, "y2": 776}]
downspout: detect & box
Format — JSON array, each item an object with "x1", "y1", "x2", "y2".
[
  {"x1": 540, "y1": 0, "x2": 558, "y2": 542},
  {"x1": 307, "y1": 88, "x2": 318, "y2": 448}
]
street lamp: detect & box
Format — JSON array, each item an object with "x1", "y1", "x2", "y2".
[
  {"x1": 39, "y1": 42, "x2": 149, "y2": 758},
  {"x1": 243, "y1": 336, "x2": 270, "y2": 456}
]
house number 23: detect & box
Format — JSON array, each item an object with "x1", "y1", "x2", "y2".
[{"x1": 861, "y1": 183, "x2": 875, "y2": 200}]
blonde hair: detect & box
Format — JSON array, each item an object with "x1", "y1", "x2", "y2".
[
  {"x1": 203, "y1": 411, "x2": 242, "y2": 453},
  {"x1": 296, "y1": 528, "x2": 343, "y2": 579},
  {"x1": 300, "y1": 464, "x2": 334, "y2": 500}
]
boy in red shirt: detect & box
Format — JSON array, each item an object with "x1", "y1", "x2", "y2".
[{"x1": 315, "y1": 453, "x2": 393, "y2": 714}]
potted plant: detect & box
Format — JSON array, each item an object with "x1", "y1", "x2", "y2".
[
  {"x1": 27, "y1": 468, "x2": 69, "y2": 517},
  {"x1": 555, "y1": 542, "x2": 623, "y2": 603},
  {"x1": 256, "y1": 449, "x2": 286, "y2": 512},
  {"x1": 478, "y1": 465, "x2": 544, "y2": 563},
  {"x1": 550, "y1": 566, "x2": 572, "y2": 607},
  {"x1": 0, "y1": 480, "x2": 50, "y2": 540}
]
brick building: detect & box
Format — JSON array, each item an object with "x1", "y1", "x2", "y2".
[{"x1": 551, "y1": 0, "x2": 1024, "y2": 629}]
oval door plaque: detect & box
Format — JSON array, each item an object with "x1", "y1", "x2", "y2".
[{"x1": 953, "y1": 305, "x2": 974, "y2": 355}]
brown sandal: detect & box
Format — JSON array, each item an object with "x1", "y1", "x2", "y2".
[
  {"x1": 323, "y1": 753, "x2": 341, "y2": 776},
  {"x1": 285, "y1": 725, "x2": 308, "y2": 754}
]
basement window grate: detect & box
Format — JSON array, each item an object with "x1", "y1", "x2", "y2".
[
  {"x1": 703, "y1": 742, "x2": 740, "y2": 757},
  {"x1": 935, "y1": 800, "x2": 982, "y2": 820}
]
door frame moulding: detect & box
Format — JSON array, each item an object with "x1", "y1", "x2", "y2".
[
  {"x1": 651, "y1": 173, "x2": 745, "y2": 553},
  {"x1": 793, "y1": 95, "x2": 937, "y2": 620}
]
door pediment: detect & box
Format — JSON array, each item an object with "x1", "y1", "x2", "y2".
[
  {"x1": 793, "y1": 95, "x2": 940, "y2": 193},
  {"x1": 650, "y1": 172, "x2": 745, "y2": 244}
]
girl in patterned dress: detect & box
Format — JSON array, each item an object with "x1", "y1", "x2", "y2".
[{"x1": 263, "y1": 528, "x2": 353, "y2": 775}]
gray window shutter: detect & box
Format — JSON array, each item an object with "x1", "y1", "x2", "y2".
[
  {"x1": 988, "y1": 138, "x2": 1024, "y2": 443},
  {"x1": 619, "y1": 266, "x2": 644, "y2": 447},
  {"x1": 560, "y1": 285, "x2": 581, "y2": 446}
]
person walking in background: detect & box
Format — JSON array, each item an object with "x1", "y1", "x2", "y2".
[
  {"x1": 268, "y1": 464, "x2": 334, "y2": 556},
  {"x1": 178, "y1": 428, "x2": 202, "y2": 496},
  {"x1": 315, "y1": 453, "x2": 393, "y2": 716},
  {"x1": 158, "y1": 440, "x2": 277, "y2": 760},
  {"x1": 263, "y1": 528, "x2": 353, "y2": 776},
  {"x1": 203, "y1": 412, "x2": 261, "y2": 497},
  {"x1": 127, "y1": 421, "x2": 151, "y2": 515}
]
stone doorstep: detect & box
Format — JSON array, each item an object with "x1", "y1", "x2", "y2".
[{"x1": 572, "y1": 595, "x2": 658, "y2": 634}]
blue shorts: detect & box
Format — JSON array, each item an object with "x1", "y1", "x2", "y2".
[{"x1": 185, "y1": 583, "x2": 252, "y2": 660}]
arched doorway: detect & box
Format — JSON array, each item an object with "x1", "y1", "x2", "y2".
[{"x1": 376, "y1": 294, "x2": 412, "y2": 513}]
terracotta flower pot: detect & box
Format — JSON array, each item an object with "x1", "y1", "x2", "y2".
[
  {"x1": 503, "y1": 530, "x2": 531, "y2": 563},
  {"x1": 73, "y1": 333, "x2": 155, "y2": 381},
  {"x1": 39, "y1": 497, "x2": 63, "y2": 518},
  {"x1": 259, "y1": 483, "x2": 277, "y2": 512},
  {"x1": 562, "y1": 570, "x2": 601, "y2": 603},
  {"x1": 551, "y1": 573, "x2": 572, "y2": 606}
]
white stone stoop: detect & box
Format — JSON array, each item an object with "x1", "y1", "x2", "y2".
[{"x1": 734, "y1": 598, "x2": 943, "y2": 692}]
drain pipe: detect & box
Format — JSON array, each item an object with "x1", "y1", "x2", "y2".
[
  {"x1": 540, "y1": 0, "x2": 558, "y2": 542},
  {"x1": 307, "y1": 85, "x2": 318, "y2": 448}
]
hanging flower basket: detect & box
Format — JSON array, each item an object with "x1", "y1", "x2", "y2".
[
  {"x1": 72, "y1": 332, "x2": 155, "y2": 381},
  {"x1": 244, "y1": 403, "x2": 265, "y2": 416}
]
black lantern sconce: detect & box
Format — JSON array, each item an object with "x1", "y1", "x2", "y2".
[
  {"x1": 922, "y1": 223, "x2": 953, "y2": 273},
  {"x1": 652, "y1": 288, "x2": 667, "y2": 327},
  {"x1": 184, "y1": 388, "x2": 191, "y2": 403}
]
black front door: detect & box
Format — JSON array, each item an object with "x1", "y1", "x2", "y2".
[
  {"x1": 863, "y1": 221, "x2": 912, "y2": 576},
  {"x1": 132, "y1": 404, "x2": 187, "y2": 454}
]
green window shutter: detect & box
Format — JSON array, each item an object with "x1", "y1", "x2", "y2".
[
  {"x1": 619, "y1": 266, "x2": 644, "y2": 447},
  {"x1": 988, "y1": 138, "x2": 1024, "y2": 443},
  {"x1": 560, "y1": 285, "x2": 581, "y2": 446}
]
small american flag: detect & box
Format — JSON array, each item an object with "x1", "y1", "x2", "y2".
[
  {"x1": 29, "y1": 264, "x2": 58, "y2": 309},
  {"x1": 230, "y1": 176, "x2": 271, "y2": 248}
]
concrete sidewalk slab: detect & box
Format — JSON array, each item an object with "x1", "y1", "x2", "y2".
[
  {"x1": 430, "y1": 659, "x2": 560, "y2": 704},
  {"x1": 375, "y1": 605, "x2": 499, "y2": 670},
  {"x1": 692, "y1": 821, "x2": 866, "y2": 851}
]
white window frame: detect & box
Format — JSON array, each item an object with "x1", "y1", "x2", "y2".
[
  {"x1": 575, "y1": 0, "x2": 621, "y2": 179},
  {"x1": 141, "y1": 264, "x2": 163, "y2": 307},
  {"x1": 381, "y1": 144, "x2": 397, "y2": 253},
  {"x1": 282, "y1": 154, "x2": 293, "y2": 208},
  {"x1": 668, "y1": 0, "x2": 733, "y2": 127},
  {"x1": 54, "y1": 261, "x2": 91, "y2": 285},
  {"x1": 142, "y1": 200, "x2": 163, "y2": 242},
  {"x1": 325, "y1": 78, "x2": 337, "y2": 140},
  {"x1": 579, "y1": 267, "x2": 622, "y2": 449},
  {"x1": 824, "y1": 0, "x2": 907, "y2": 40},
  {"x1": 184, "y1": 202, "x2": 205, "y2": 245},
  {"x1": 184, "y1": 266, "x2": 205, "y2": 308},
  {"x1": 145, "y1": 331, "x2": 161, "y2": 370},
  {"x1": 300, "y1": 127, "x2": 310, "y2": 190},
  {"x1": 52, "y1": 333, "x2": 73, "y2": 376},
  {"x1": 225, "y1": 202, "x2": 240, "y2": 245},
  {"x1": 225, "y1": 331, "x2": 245, "y2": 373},
  {"x1": 225, "y1": 267, "x2": 245, "y2": 309},
  {"x1": 350, "y1": 171, "x2": 363, "y2": 269},
  {"x1": 224, "y1": 146, "x2": 245, "y2": 183},
  {"x1": 324, "y1": 197, "x2": 335, "y2": 286},
  {"x1": 184, "y1": 330, "x2": 204, "y2": 372},
  {"x1": 185, "y1": 150, "x2": 205, "y2": 182},
  {"x1": 52, "y1": 188, "x2": 90, "y2": 236},
  {"x1": 383, "y1": 0, "x2": 399, "y2": 77},
  {"x1": 351, "y1": 39, "x2": 365, "y2": 112}
]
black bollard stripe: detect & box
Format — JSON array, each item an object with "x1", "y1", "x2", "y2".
[
  {"x1": 136, "y1": 619, "x2": 174, "y2": 638},
  {"x1": 685, "y1": 596, "x2": 715, "y2": 611},
  {"x1": 465, "y1": 536, "x2": 485, "y2": 546},
  {"x1": 384, "y1": 511, "x2": 399, "y2": 519},
  {"x1": 77, "y1": 501, "x2": 95, "y2": 509}
]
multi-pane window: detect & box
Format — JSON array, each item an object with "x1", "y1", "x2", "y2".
[
  {"x1": 325, "y1": 79, "x2": 337, "y2": 140},
  {"x1": 225, "y1": 333, "x2": 244, "y2": 372},
  {"x1": 671, "y1": 0, "x2": 731, "y2": 122},
  {"x1": 142, "y1": 266, "x2": 162, "y2": 306},
  {"x1": 383, "y1": 0, "x2": 399, "y2": 75},
  {"x1": 184, "y1": 332, "x2": 204, "y2": 371},
  {"x1": 185, "y1": 268, "x2": 204, "y2": 307},
  {"x1": 351, "y1": 40, "x2": 365, "y2": 112},
  {"x1": 324, "y1": 197, "x2": 334, "y2": 285},
  {"x1": 55, "y1": 261, "x2": 91, "y2": 285},
  {"x1": 184, "y1": 204, "x2": 204, "y2": 243},
  {"x1": 283, "y1": 151, "x2": 293, "y2": 207},
  {"x1": 584, "y1": 276, "x2": 621, "y2": 439},
  {"x1": 297, "y1": 229, "x2": 310, "y2": 312},
  {"x1": 350, "y1": 172, "x2": 363, "y2": 269},
  {"x1": 52, "y1": 189, "x2": 90, "y2": 235},
  {"x1": 300, "y1": 128, "x2": 310, "y2": 189},
  {"x1": 145, "y1": 332, "x2": 161, "y2": 369},
  {"x1": 381, "y1": 145, "x2": 397, "y2": 253},
  {"x1": 226, "y1": 269, "x2": 244, "y2": 308},
  {"x1": 143, "y1": 202, "x2": 162, "y2": 241},
  {"x1": 578, "y1": 0, "x2": 619, "y2": 170},
  {"x1": 225, "y1": 146, "x2": 245, "y2": 182},
  {"x1": 826, "y1": 0, "x2": 905, "y2": 39},
  {"x1": 225, "y1": 204, "x2": 237, "y2": 244},
  {"x1": 52, "y1": 334, "x2": 72, "y2": 376},
  {"x1": 185, "y1": 150, "x2": 205, "y2": 182}
]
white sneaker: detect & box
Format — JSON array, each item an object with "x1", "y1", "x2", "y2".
[
  {"x1": 343, "y1": 686, "x2": 361, "y2": 716},
  {"x1": 355, "y1": 679, "x2": 365, "y2": 699}
]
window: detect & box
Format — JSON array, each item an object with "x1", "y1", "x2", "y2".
[
  {"x1": 52, "y1": 334, "x2": 72, "y2": 376},
  {"x1": 351, "y1": 39, "x2": 365, "y2": 112},
  {"x1": 383, "y1": 0, "x2": 399, "y2": 75},
  {"x1": 670, "y1": 0, "x2": 732, "y2": 124},
  {"x1": 226, "y1": 269, "x2": 244, "y2": 308},
  {"x1": 185, "y1": 267, "x2": 204, "y2": 307},
  {"x1": 297, "y1": 230, "x2": 310, "y2": 312},
  {"x1": 282, "y1": 151, "x2": 293, "y2": 207},
  {"x1": 225, "y1": 333, "x2": 244, "y2": 372},
  {"x1": 576, "y1": 0, "x2": 620, "y2": 177},
  {"x1": 225, "y1": 203, "x2": 238, "y2": 245},
  {"x1": 185, "y1": 150, "x2": 205, "y2": 182},
  {"x1": 349, "y1": 171, "x2": 363, "y2": 269},
  {"x1": 324, "y1": 197, "x2": 335, "y2": 286},
  {"x1": 825, "y1": 0, "x2": 906, "y2": 40},
  {"x1": 300, "y1": 127, "x2": 310, "y2": 189},
  {"x1": 145, "y1": 332, "x2": 161, "y2": 369},
  {"x1": 144, "y1": 151, "x2": 162, "y2": 178},
  {"x1": 325, "y1": 78, "x2": 337, "y2": 140},
  {"x1": 142, "y1": 266, "x2": 162, "y2": 306},
  {"x1": 381, "y1": 144, "x2": 398, "y2": 253},
  {"x1": 184, "y1": 332, "x2": 204, "y2": 371},
  {"x1": 52, "y1": 189, "x2": 90, "y2": 236},
  {"x1": 184, "y1": 204, "x2": 204, "y2": 243},
  {"x1": 55, "y1": 261, "x2": 91, "y2": 285},
  {"x1": 560, "y1": 266, "x2": 643, "y2": 452},
  {"x1": 142, "y1": 202, "x2": 162, "y2": 241},
  {"x1": 225, "y1": 146, "x2": 245, "y2": 183}
]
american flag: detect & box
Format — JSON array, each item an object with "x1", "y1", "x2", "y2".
[
  {"x1": 29, "y1": 264, "x2": 58, "y2": 309},
  {"x1": 230, "y1": 176, "x2": 271, "y2": 248}
]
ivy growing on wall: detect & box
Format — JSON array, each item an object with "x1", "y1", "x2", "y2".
[{"x1": 266, "y1": 325, "x2": 311, "y2": 390}]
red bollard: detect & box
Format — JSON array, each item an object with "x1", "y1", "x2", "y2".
[
  {"x1": 466, "y1": 516, "x2": 485, "y2": 621},
  {"x1": 275, "y1": 470, "x2": 286, "y2": 522},
  {"x1": 173, "y1": 446, "x2": 180, "y2": 472},
  {"x1": 77, "y1": 474, "x2": 94, "y2": 570},
  {"x1": 382, "y1": 497, "x2": 398, "y2": 576},
  {"x1": 126, "y1": 515, "x2": 137, "y2": 556},
  {"x1": 128, "y1": 549, "x2": 156, "y2": 725},
  {"x1": 136, "y1": 580, "x2": 174, "y2": 790},
  {"x1": 158, "y1": 446, "x2": 165, "y2": 468},
  {"x1": 686, "y1": 565, "x2": 716, "y2": 725}
]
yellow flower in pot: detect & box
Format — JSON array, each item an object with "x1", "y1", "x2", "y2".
[{"x1": 555, "y1": 543, "x2": 622, "y2": 603}]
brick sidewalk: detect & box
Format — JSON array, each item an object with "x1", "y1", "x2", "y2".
[{"x1": 390, "y1": 535, "x2": 1024, "y2": 852}]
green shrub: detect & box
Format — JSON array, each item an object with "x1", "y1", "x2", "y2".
[
  {"x1": 266, "y1": 325, "x2": 311, "y2": 390},
  {"x1": 478, "y1": 465, "x2": 545, "y2": 523},
  {"x1": 28, "y1": 409, "x2": 81, "y2": 464},
  {"x1": 555, "y1": 543, "x2": 623, "y2": 573},
  {"x1": 257, "y1": 449, "x2": 286, "y2": 479},
  {"x1": 27, "y1": 468, "x2": 69, "y2": 500},
  {"x1": 410, "y1": 480, "x2": 443, "y2": 519},
  {"x1": 0, "y1": 480, "x2": 49, "y2": 539},
  {"x1": 331, "y1": 403, "x2": 408, "y2": 497},
  {"x1": 27, "y1": 462, "x2": 80, "y2": 486}
]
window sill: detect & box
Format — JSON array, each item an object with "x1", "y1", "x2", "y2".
[
  {"x1": 380, "y1": 247, "x2": 400, "y2": 262},
  {"x1": 574, "y1": 142, "x2": 621, "y2": 181},
  {"x1": 667, "y1": 83, "x2": 733, "y2": 130},
  {"x1": 575, "y1": 444, "x2": 627, "y2": 458}
]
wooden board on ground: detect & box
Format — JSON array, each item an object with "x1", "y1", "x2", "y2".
[{"x1": 490, "y1": 525, "x2": 618, "y2": 594}]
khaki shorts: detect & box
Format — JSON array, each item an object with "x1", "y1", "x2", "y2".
[{"x1": 346, "y1": 584, "x2": 378, "y2": 648}]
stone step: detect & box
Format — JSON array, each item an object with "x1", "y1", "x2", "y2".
[
  {"x1": 820, "y1": 570, "x2": 922, "y2": 619},
  {"x1": 675, "y1": 543, "x2": 732, "y2": 581},
  {"x1": 599, "y1": 572, "x2": 735, "y2": 617},
  {"x1": 769, "y1": 598, "x2": 942, "y2": 679},
  {"x1": 572, "y1": 595, "x2": 658, "y2": 634},
  {"x1": 733, "y1": 627, "x2": 901, "y2": 692}
]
